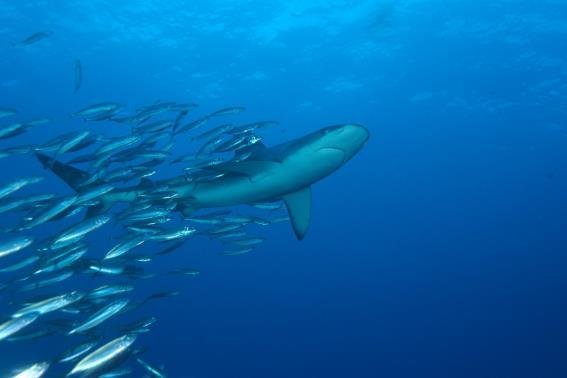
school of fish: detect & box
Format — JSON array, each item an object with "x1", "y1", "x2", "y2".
[{"x1": 1, "y1": 30, "x2": 368, "y2": 377}]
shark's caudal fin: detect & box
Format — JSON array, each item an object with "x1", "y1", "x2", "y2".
[
  {"x1": 35, "y1": 152, "x2": 91, "y2": 191},
  {"x1": 36, "y1": 153, "x2": 110, "y2": 218},
  {"x1": 282, "y1": 187, "x2": 312, "y2": 240}
]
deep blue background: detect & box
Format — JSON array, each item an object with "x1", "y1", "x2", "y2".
[{"x1": 1, "y1": 1, "x2": 566, "y2": 377}]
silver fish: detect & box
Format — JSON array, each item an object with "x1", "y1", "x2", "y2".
[
  {"x1": 51, "y1": 215, "x2": 110, "y2": 249},
  {"x1": 74, "y1": 59, "x2": 82, "y2": 94},
  {"x1": 13, "y1": 291, "x2": 84, "y2": 318},
  {"x1": 60, "y1": 341, "x2": 98, "y2": 363},
  {"x1": 68, "y1": 298, "x2": 130, "y2": 335},
  {"x1": 87, "y1": 285, "x2": 134, "y2": 300},
  {"x1": 68, "y1": 334, "x2": 137, "y2": 376},
  {"x1": 136, "y1": 357, "x2": 167, "y2": 377},
  {"x1": 10, "y1": 361, "x2": 49, "y2": 378},
  {"x1": 20, "y1": 271, "x2": 74, "y2": 292},
  {"x1": 104, "y1": 235, "x2": 145, "y2": 260},
  {"x1": 0, "y1": 176, "x2": 43, "y2": 200},
  {"x1": 0, "y1": 313, "x2": 39, "y2": 341},
  {"x1": 0, "y1": 255, "x2": 39, "y2": 273},
  {"x1": 0, "y1": 236, "x2": 34, "y2": 259}
]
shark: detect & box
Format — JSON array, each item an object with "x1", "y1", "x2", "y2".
[{"x1": 36, "y1": 124, "x2": 370, "y2": 240}]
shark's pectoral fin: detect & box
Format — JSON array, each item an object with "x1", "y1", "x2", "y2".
[
  {"x1": 282, "y1": 187, "x2": 312, "y2": 240},
  {"x1": 212, "y1": 160, "x2": 280, "y2": 179}
]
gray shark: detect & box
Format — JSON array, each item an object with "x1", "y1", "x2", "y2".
[{"x1": 36, "y1": 124, "x2": 369, "y2": 240}]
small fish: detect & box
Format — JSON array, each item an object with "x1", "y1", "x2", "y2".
[
  {"x1": 215, "y1": 231, "x2": 247, "y2": 240},
  {"x1": 96, "y1": 135, "x2": 141, "y2": 156},
  {"x1": 208, "y1": 223, "x2": 244, "y2": 235},
  {"x1": 75, "y1": 104, "x2": 122, "y2": 122},
  {"x1": 270, "y1": 216, "x2": 290, "y2": 223},
  {"x1": 227, "y1": 237, "x2": 265, "y2": 246},
  {"x1": 59, "y1": 341, "x2": 98, "y2": 363},
  {"x1": 0, "y1": 176, "x2": 43, "y2": 200},
  {"x1": 12, "y1": 291, "x2": 84, "y2": 318},
  {"x1": 213, "y1": 134, "x2": 251, "y2": 153},
  {"x1": 21, "y1": 195, "x2": 77, "y2": 230},
  {"x1": 33, "y1": 248, "x2": 87, "y2": 274},
  {"x1": 149, "y1": 227, "x2": 196, "y2": 242},
  {"x1": 175, "y1": 116, "x2": 208, "y2": 135},
  {"x1": 208, "y1": 106, "x2": 246, "y2": 117},
  {"x1": 0, "y1": 123, "x2": 28, "y2": 140},
  {"x1": 168, "y1": 268, "x2": 200, "y2": 277},
  {"x1": 0, "y1": 313, "x2": 39, "y2": 341},
  {"x1": 192, "y1": 123, "x2": 233, "y2": 141},
  {"x1": 51, "y1": 215, "x2": 110, "y2": 249},
  {"x1": 57, "y1": 131, "x2": 92, "y2": 155},
  {"x1": 6, "y1": 328, "x2": 57, "y2": 342},
  {"x1": 68, "y1": 334, "x2": 137, "y2": 376},
  {"x1": 229, "y1": 121, "x2": 278, "y2": 136},
  {"x1": 10, "y1": 361, "x2": 49, "y2": 378},
  {"x1": 0, "y1": 107, "x2": 17, "y2": 118},
  {"x1": 154, "y1": 241, "x2": 184, "y2": 256},
  {"x1": 74, "y1": 59, "x2": 82, "y2": 94},
  {"x1": 68, "y1": 298, "x2": 130, "y2": 335},
  {"x1": 144, "y1": 290, "x2": 179, "y2": 302},
  {"x1": 120, "y1": 316, "x2": 157, "y2": 334},
  {"x1": 197, "y1": 135, "x2": 226, "y2": 156},
  {"x1": 0, "y1": 194, "x2": 54, "y2": 215},
  {"x1": 136, "y1": 357, "x2": 167, "y2": 377},
  {"x1": 135, "y1": 120, "x2": 174, "y2": 134},
  {"x1": 0, "y1": 236, "x2": 34, "y2": 258},
  {"x1": 19, "y1": 271, "x2": 74, "y2": 292},
  {"x1": 76, "y1": 184, "x2": 114, "y2": 205},
  {"x1": 98, "y1": 368, "x2": 132, "y2": 377},
  {"x1": 223, "y1": 215, "x2": 254, "y2": 224},
  {"x1": 87, "y1": 285, "x2": 134, "y2": 300},
  {"x1": 104, "y1": 235, "x2": 145, "y2": 260},
  {"x1": 221, "y1": 247, "x2": 254, "y2": 256},
  {"x1": 122, "y1": 208, "x2": 170, "y2": 223},
  {"x1": 0, "y1": 255, "x2": 39, "y2": 273},
  {"x1": 88, "y1": 263, "x2": 126, "y2": 275},
  {"x1": 251, "y1": 202, "x2": 283, "y2": 210},
  {"x1": 15, "y1": 31, "x2": 53, "y2": 46}
]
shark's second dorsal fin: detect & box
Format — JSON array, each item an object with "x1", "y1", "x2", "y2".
[
  {"x1": 282, "y1": 187, "x2": 311, "y2": 240},
  {"x1": 139, "y1": 178, "x2": 154, "y2": 188}
]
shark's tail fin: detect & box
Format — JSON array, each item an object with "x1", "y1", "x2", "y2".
[{"x1": 35, "y1": 152, "x2": 91, "y2": 191}]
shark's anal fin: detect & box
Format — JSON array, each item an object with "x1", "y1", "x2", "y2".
[
  {"x1": 282, "y1": 187, "x2": 312, "y2": 240},
  {"x1": 176, "y1": 201, "x2": 196, "y2": 217}
]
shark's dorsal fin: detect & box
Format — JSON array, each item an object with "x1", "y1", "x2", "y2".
[
  {"x1": 235, "y1": 141, "x2": 270, "y2": 160},
  {"x1": 282, "y1": 187, "x2": 311, "y2": 240},
  {"x1": 212, "y1": 160, "x2": 280, "y2": 178}
]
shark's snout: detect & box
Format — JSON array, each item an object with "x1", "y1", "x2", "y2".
[{"x1": 332, "y1": 124, "x2": 369, "y2": 162}]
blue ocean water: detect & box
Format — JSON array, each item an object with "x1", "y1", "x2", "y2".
[{"x1": 1, "y1": 1, "x2": 566, "y2": 377}]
